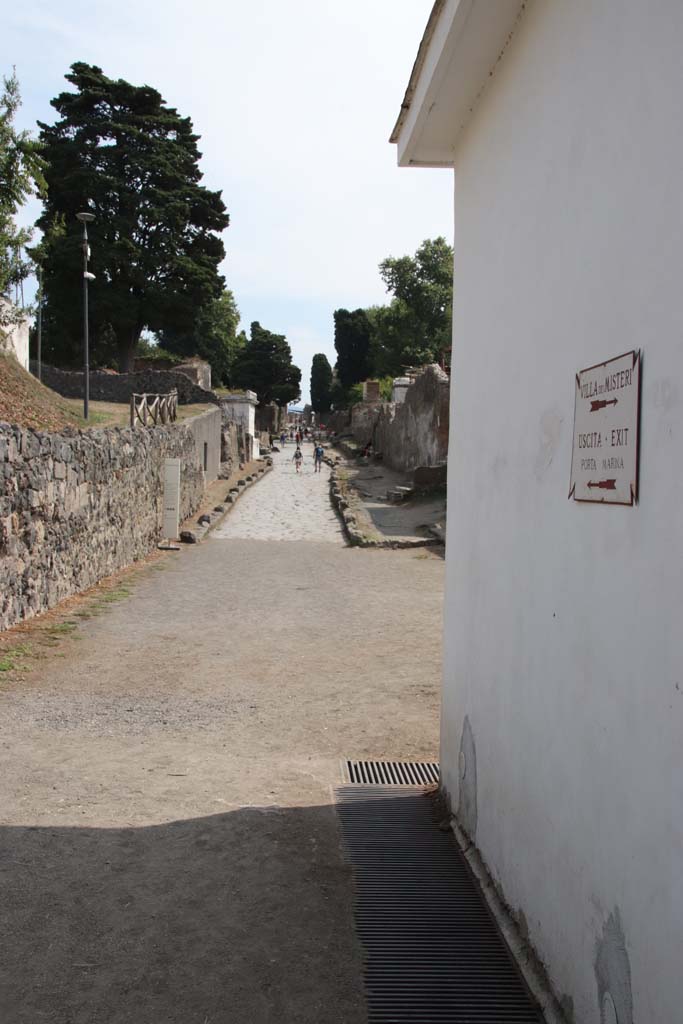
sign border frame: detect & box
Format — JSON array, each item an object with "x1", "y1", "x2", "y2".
[{"x1": 568, "y1": 348, "x2": 641, "y2": 507}]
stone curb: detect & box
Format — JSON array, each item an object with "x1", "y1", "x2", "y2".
[
  {"x1": 327, "y1": 460, "x2": 443, "y2": 550},
  {"x1": 179, "y1": 460, "x2": 273, "y2": 544}
]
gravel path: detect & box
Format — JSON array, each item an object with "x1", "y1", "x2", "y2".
[
  {"x1": 215, "y1": 443, "x2": 342, "y2": 542},
  {"x1": 0, "y1": 452, "x2": 444, "y2": 1024}
]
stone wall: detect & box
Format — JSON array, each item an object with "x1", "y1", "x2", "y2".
[
  {"x1": 218, "y1": 403, "x2": 259, "y2": 478},
  {"x1": 176, "y1": 360, "x2": 211, "y2": 391},
  {"x1": 373, "y1": 365, "x2": 449, "y2": 472},
  {"x1": 323, "y1": 410, "x2": 352, "y2": 435},
  {"x1": 219, "y1": 420, "x2": 241, "y2": 479},
  {"x1": 31, "y1": 363, "x2": 220, "y2": 406},
  {"x1": 349, "y1": 403, "x2": 384, "y2": 446},
  {"x1": 0, "y1": 421, "x2": 204, "y2": 631},
  {"x1": 255, "y1": 403, "x2": 287, "y2": 435},
  {"x1": 328, "y1": 366, "x2": 450, "y2": 473}
]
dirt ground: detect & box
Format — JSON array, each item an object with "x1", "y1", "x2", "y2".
[
  {"x1": 60, "y1": 398, "x2": 217, "y2": 429},
  {"x1": 0, "y1": 450, "x2": 444, "y2": 1023},
  {"x1": 339, "y1": 459, "x2": 446, "y2": 544}
]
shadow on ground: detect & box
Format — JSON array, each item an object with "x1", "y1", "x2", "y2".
[{"x1": 0, "y1": 804, "x2": 367, "y2": 1024}]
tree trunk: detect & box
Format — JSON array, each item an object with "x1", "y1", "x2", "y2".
[{"x1": 117, "y1": 328, "x2": 141, "y2": 373}]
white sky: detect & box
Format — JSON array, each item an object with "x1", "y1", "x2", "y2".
[{"x1": 4, "y1": 0, "x2": 453, "y2": 403}]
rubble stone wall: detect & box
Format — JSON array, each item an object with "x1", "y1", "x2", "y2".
[
  {"x1": 0, "y1": 421, "x2": 204, "y2": 631},
  {"x1": 31, "y1": 363, "x2": 220, "y2": 406}
]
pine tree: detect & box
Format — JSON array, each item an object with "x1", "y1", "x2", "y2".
[
  {"x1": 231, "y1": 322, "x2": 301, "y2": 406},
  {"x1": 310, "y1": 353, "x2": 333, "y2": 413},
  {"x1": 333, "y1": 308, "x2": 372, "y2": 389},
  {"x1": 0, "y1": 69, "x2": 45, "y2": 325},
  {"x1": 36, "y1": 63, "x2": 229, "y2": 369}
]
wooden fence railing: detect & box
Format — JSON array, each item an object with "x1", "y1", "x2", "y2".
[{"x1": 130, "y1": 389, "x2": 178, "y2": 427}]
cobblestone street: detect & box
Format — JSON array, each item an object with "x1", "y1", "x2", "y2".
[
  {"x1": 0, "y1": 449, "x2": 444, "y2": 1024},
  {"x1": 214, "y1": 443, "x2": 342, "y2": 542}
]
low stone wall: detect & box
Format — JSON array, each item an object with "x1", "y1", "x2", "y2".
[
  {"x1": 31, "y1": 363, "x2": 220, "y2": 406},
  {"x1": 0, "y1": 421, "x2": 204, "y2": 631}
]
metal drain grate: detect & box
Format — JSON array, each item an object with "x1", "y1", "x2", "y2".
[
  {"x1": 336, "y1": 785, "x2": 543, "y2": 1023},
  {"x1": 345, "y1": 759, "x2": 439, "y2": 785}
]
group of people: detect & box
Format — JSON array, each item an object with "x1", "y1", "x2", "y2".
[
  {"x1": 279, "y1": 427, "x2": 309, "y2": 446},
  {"x1": 271, "y1": 425, "x2": 325, "y2": 474},
  {"x1": 290, "y1": 439, "x2": 325, "y2": 474}
]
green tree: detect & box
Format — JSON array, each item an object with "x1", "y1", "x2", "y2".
[
  {"x1": 158, "y1": 289, "x2": 244, "y2": 386},
  {"x1": 370, "y1": 236, "x2": 453, "y2": 375},
  {"x1": 36, "y1": 63, "x2": 229, "y2": 370},
  {"x1": 231, "y1": 321, "x2": 301, "y2": 406},
  {"x1": 0, "y1": 69, "x2": 46, "y2": 325},
  {"x1": 333, "y1": 308, "x2": 372, "y2": 389},
  {"x1": 310, "y1": 353, "x2": 333, "y2": 413}
]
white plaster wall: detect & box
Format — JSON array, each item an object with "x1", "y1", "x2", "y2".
[
  {"x1": 441, "y1": 2, "x2": 683, "y2": 1022},
  {"x1": 0, "y1": 300, "x2": 30, "y2": 370},
  {"x1": 221, "y1": 397, "x2": 256, "y2": 436}
]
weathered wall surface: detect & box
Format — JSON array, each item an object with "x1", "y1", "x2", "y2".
[
  {"x1": 324, "y1": 410, "x2": 352, "y2": 435},
  {"x1": 349, "y1": 403, "x2": 383, "y2": 446},
  {"x1": 184, "y1": 408, "x2": 222, "y2": 483},
  {"x1": 333, "y1": 366, "x2": 450, "y2": 473},
  {"x1": 221, "y1": 394, "x2": 258, "y2": 463},
  {"x1": 32, "y1": 363, "x2": 219, "y2": 405},
  {"x1": 436, "y1": 2, "x2": 683, "y2": 1022},
  {"x1": 255, "y1": 403, "x2": 287, "y2": 435},
  {"x1": 374, "y1": 365, "x2": 449, "y2": 472},
  {"x1": 218, "y1": 401, "x2": 259, "y2": 477},
  {"x1": 176, "y1": 360, "x2": 211, "y2": 391},
  {"x1": 219, "y1": 420, "x2": 241, "y2": 479},
  {"x1": 1, "y1": 300, "x2": 30, "y2": 371},
  {"x1": 0, "y1": 422, "x2": 203, "y2": 631}
]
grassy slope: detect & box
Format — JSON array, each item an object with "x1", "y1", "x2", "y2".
[
  {"x1": 0, "y1": 354, "x2": 215, "y2": 431},
  {"x1": 0, "y1": 353, "x2": 84, "y2": 431}
]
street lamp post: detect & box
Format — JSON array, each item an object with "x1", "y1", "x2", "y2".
[
  {"x1": 36, "y1": 263, "x2": 43, "y2": 383},
  {"x1": 76, "y1": 211, "x2": 95, "y2": 420}
]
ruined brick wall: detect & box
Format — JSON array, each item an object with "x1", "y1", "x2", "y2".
[
  {"x1": 0, "y1": 422, "x2": 204, "y2": 631},
  {"x1": 31, "y1": 363, "x2": 220, "y2": 405}
]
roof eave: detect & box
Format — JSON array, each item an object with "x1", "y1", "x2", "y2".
[{"x1": 390, "y1": 0, "x2": 527, "y2": 168}]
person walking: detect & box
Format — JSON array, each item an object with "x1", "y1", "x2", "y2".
[
  {"x1": 313, "y1": 442, "x2": 325, "y2": 473},
  {"x1": 280, "y1": 431, "x2": 287, "y2": 447},
  {"x1": 292, "y1": 446, "x2": 303, "y2": 474}
]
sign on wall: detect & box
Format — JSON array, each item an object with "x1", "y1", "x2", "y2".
[
  {"x1": 163, "y1": 458, "x2": 181, "y2": 539},
  {"x1": 569, "y1": 350, "x2": 641, "y2": 505}
]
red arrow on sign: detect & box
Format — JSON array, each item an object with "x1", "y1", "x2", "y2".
[
  {"x1": 590, "y1": 398, "x2": 618, "y2": 412},
  {"x1": 587, "y1": 479, "x2": 617, "y2": 490}
]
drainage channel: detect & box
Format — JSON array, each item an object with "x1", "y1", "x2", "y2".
[
  {"x1": 336, "y1": 781, "x2": 543, "y2": 1023},
  {"x1": 344, "y1": 759, "x2": 439, "y2": 786}
]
